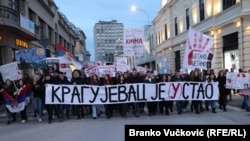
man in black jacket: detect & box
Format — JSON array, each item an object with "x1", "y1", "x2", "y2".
[
  {"x1": 144, "y1": 71, "x2": 157, "y2": 116},
  {"x1": 70, "y1": 69, "x2": 88, "y2": 119}
]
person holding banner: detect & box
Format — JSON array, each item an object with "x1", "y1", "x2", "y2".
[
  {"x1": 128, "y1": 69, "x2": 140, "y2": 118},
  {"x1": 138, "y1": 71, "x2": 147, "y2": 114},
  {"x1": 190, "y1": 69, "x2": 204, "y2": 114},
  {"x1": 238, "y1": 70, "x2": 250, "y2": 111},
  {"x1": 144, "y1": 71, "x2": 157, "y2": 116},
  {"x1": 44, "y1": 73, "x2": 55, "y2": 124},
  {"x1": 89, "y1": 74, "x2": 102, "y2": 119},
  {"x1": 0, "y1": 79, "x2": 17, "y2": 125},
  {"x1": 32, "y1": 74, "x2": 45, "y2": 122},
  {"x1": 102, "y1": 74, "x2": 114, "y2": 119},
  {"x1": 16, "y1": 79, "x2": 30, "y2": 123},
  {"x1": 56, "y1": 72, "x2": 70, "y2": 122},
  {"x1": 159, "y1": 74, "x2": 173, "y2": 115},
  {"x1": 71, "y1": 69, "x2": 87, "y2": 120},
  {"x1": 117, "y1": 74, "x2": 129, "y2": 118},
  {"x1": 180, "y1": 70, "x2": 191, "y2": 112},
  {"x1": 173, "y1": 70, "x2": 184, "y2": 115},
  {"x1": 217, "y1": 70, "x2": 227, "y2": 112},
  {"x1": 205, "y1": 73, "x2": 217, "y2": 113}
]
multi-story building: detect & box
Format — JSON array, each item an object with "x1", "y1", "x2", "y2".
[
  {"x1": 143, "y1": 0, "x2": 250, "y2": 74},
  {"x1": 0, "y1": 0, "x2": 89, "y2": 66},
  {"x1": 135, "y1": 25, "x2": 156, "y2": 70},
  {"x1": 73, "y1": 27, "x2": 90, "y2": 62},
  {"x1": 94, "y1": 20, "x2": 124, "y2": 63}
]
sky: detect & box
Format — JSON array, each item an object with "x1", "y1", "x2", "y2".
[{"x1": 53, "y1": 0, "x2": 162, "y2": 61}]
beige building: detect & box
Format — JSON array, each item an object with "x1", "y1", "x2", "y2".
[
  {"x1": 73, "y1": 27, "x2": 90, "y2": 62},
  {"x1": 0, "y1": 0, "x2": 89, "y2": 66},
  {"x1": 150, "y1": 0, "x2": 250, "y2": 74}
]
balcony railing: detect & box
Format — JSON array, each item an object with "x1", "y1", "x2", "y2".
[{"x1": 0, "y1": 6, "x2": 19, "y2": 26}]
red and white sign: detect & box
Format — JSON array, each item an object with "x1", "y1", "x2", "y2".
[
  {"x1": 226, "y1": 72, "x2": 250, "y2": 89},
  {"x1": 83, "y1": 61, "x2": 102, "y2": 77},
  {"x1": 183, "y1": 28, "x2": 214, "y2": 70},
  {"x1": 123, "y1": 28, "x2": 144, "y2": 56}
]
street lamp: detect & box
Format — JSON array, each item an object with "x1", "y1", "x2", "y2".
[
  {"x1": 131, "y1": 5, "x2": 150, "y2": 25},
  {"x1": 131, "y1": 5, "x2": 153, "y2": 70}
]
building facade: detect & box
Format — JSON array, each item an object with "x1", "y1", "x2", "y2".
[
  {"x1": 146, "y1": 0, "x2": 250, "y2": 74},
  {"x1": 73, "y1": 27, "x2": 90, "y2": 63},
  {"x1": 134, "y1": 25, "x2": 156, "y2": 70},
  {"x1": 94, "y1": 20, "x2": 124, "y2": 63},
  {"x1": 0, "y1": 0, "x2": 89, "y2": 66}
]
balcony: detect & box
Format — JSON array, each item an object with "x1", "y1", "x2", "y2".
[{"x1": 0, "y1": 6, "x2": 38, "y2": 41}]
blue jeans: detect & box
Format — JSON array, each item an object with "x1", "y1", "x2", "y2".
[
  {"x1": 205, "y1": 100, "x2": 216, "y2": 109},
  {"x1": 33, "y1": 97, "x2": 43, "y2": 119},
  {"x1": 242, "y1": 95, "x2": 249, "y2": 109},
  {"x1": 92, "y1": 105, "x2": 100, "y2": 118}
]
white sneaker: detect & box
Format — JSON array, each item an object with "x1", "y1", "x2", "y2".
[
  {"x1": 38, "y1": 118, "x2": 42, "y2": 122},
  {"x1": 21, "y1": 120, "x2": 26, "y2": 123}
]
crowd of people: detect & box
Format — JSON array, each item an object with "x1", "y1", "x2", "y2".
[{"x1": 0, "y1": 67, "x2": 249, "y2": 125}]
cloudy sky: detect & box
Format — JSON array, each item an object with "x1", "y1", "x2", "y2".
[{"x1": 53, "y1": 0, "x2": 162, "y2": 61}]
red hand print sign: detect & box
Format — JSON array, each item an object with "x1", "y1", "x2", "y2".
[{"x1": 183, "y1": 28, "x2": 214, "y2": 70}]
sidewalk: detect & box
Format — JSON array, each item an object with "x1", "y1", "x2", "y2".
[{"x1": 226, "y1": 93, "x2": 246, "y2": 109}]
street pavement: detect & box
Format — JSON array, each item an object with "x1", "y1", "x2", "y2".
[
  {"x1": 0, "y1": 94, "x2": 249, "y2": 141},
  {"x1": 0, "y1": 93, "x2": 248, "y2": 119}
]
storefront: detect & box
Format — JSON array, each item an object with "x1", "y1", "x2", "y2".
[{"x1": 223, "y1": 32, "x2": 239, "y2": 72}]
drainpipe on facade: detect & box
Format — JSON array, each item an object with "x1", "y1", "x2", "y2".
[{"x1": 240, "y1": 17, "x2": 244, "y2": 70}]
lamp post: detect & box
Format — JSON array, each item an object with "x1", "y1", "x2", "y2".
[
  {"x1": 131, "y1": 5, "x2": 150, "y2": 25},
  {"x1": 131, "y1": 5, "x2": 153, "y2": 70}
]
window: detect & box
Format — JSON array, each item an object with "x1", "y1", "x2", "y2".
[
  {"x1": 155, "y1": 33, "x2": 158, "y2": 45},
  {"x1": 223, "y1": 32, "x2": 238, "y2": 71},
  {"x1": 48, "y1": 26, "x2": 53, "y2": 44},
  {"x1": 199, "y1": 0, "x2": 205, "y2": 21},
  {"x1": 9, "y1": 0, "x2": 18, "y2": 10},
  {"x1": 223, "y1": 0, "x2": 236, "y2": 10},
  {"x1": 186, "y1": 8, "x2": 190, "y2": 30},
  {"x1": 151, "y1": 35, "x2": 154, "y2": 50},
  {"x1": 158, "y1": 32, "x2": 161, "y2": 44},
  {"x1": 175, "y1": 51, "x2": 181, "y2": 71},
  {"x1": 174, "y1": 17, "x2": 178, "y2": 36},
  {"x1": 38, "y1": 18, "x2": 46, "y2": 37},
  {"x1": 54, "y1": 32, "x2": 58, "y2": 44},
  {"x1": 59, "y1": 36, "x2": 62, "y2": 44},
  {"x1": 28, "y1": 9, "x2": 36, "y2": 22},
  {"x1": 223, "y1": 32, "x2": 238, "y2": 50},
  {"x1": 164, "y1": 24, "x2": 168, "y2": 40},
  {"x1": 9, "y1": 0, "x2": 24, "y2": 14}
]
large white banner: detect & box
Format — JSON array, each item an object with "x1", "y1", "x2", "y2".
[
  {"x1": 183, "y1": 28, "x2": 214, "y2": 70},
  {"x1": 45, "y1": 82, "x2": 219, "y2": 105},
  {"x1": 123, "y1": 28, "x2": 144, "y2": 56}
]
